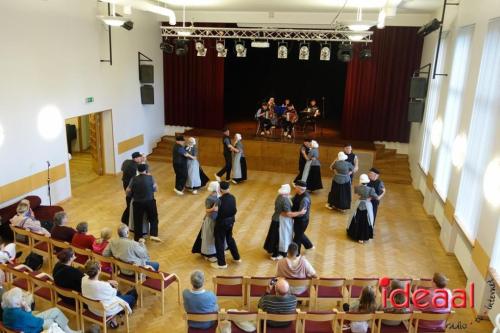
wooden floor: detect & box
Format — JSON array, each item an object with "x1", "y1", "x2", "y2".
[{"x1": 57, "y1": 157, "x2": 492, "y2": 332}]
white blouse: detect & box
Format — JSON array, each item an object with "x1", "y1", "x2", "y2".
[{"x1": 81, "y1": 275, "x2": 131, "y2": 317}]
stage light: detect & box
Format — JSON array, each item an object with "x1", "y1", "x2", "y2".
[
  {"x1": 195, "y1": 41, "x2": 207, "y2": 57},
  {"x1": 216, "y1": 41, "x2": 227, "y2": 57},
  {"x1": 0, "y1": 123, "x2": 4, "y2": 147},
  {"x1": 160, "y1": 40, "x2": 174, "y2": 54},
  {"x1": 360, "y1": 47, "x2": 372, "y2": 59},
  {"x1": 299, "y1": 44, "x2": 309, "y2": 60},
  {"x1": 38, "y1": 105, "x2": 63, "y2": 141},
  {"x1": 175, "y1": 39, "x2": 189, "y2": 56},
  {"x1": 122, "y1": 20, "x2": 134, "y2": 31},
  {"x1": 348, "y1": 32, "x2": 368, "y2": 42},
  {"x1": 235, "y1": 41, "x2": 247, "y2": 57},
  {"x1": 451, "y1": 133, "x2": 467, "y2": 169},
  {"x1": 417, "y1": 18, "x2": 441, "y2": 37},
  {"x1": 277, "y1": 43, "x2": 288, "y2": 59},
  {"x1": 484, "y1": 158, "x2": 500, "y2": 207},
  {"x1": 337, "y1": 44, "x2": 353, "y2": 62},
  {"x1": 320, "y1": 45, "x2": 330, "y2": 61},
  {"x1": 251, "y1": 40, "x2": 270, "y2": 48},
  {"x1": 431, "y1": 118, "x2": 443, "y2": 148}
]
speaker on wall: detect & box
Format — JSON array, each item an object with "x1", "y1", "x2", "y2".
[
  {"x1": 408, "y1": 100, "x2": 425, "y2": 122},
  {"x1": 141, "y1": 85, "x2": 154, "y2": 104},
  {"x1": 410, "y1": 77, "x2": 428, "y2": 99},
  {"x1": 139, "y1": 65, "x2": 154, "y2": 84}
]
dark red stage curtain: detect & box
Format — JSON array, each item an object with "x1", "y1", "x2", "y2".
[
  {"x1": 341, "y1": 27, "x2": 423, "y2": 143},
  {"x1": 163, "y1": 39, "x2": 225, "y2": 129}
]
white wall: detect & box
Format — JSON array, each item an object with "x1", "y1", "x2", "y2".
[
  {"x1": 407, "y1": 0, "x2": 500, "y2": 323},
  {"x1": 0, "y1": 0, "x2": 165, "y2": 205}
]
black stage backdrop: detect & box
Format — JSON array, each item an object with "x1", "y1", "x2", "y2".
[{"x1": 223, "y1": 42, "x2": 347, "y2": 123}]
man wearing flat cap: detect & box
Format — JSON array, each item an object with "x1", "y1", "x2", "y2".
[
  {"x1": 172, "y1": 135, "x2": 194, "y2": 195},
  {"x1": 367, "y1": 167, "x2": 386, "y2": 226},
  {"x1": 291, "y1": 180, "x2": 314, "y2": 254},
  {"x1": 121, "y1": 151, "x2": 143, "y2": 223}
]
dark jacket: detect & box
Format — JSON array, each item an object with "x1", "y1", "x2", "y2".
[{"x1": 216, "y1": 193, "x2": 237, "y2": 226}]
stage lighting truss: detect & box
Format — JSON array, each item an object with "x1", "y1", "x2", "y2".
[
  {"x1": 320, "y1": 44, "x2": 331, "y2": 61},
  {"x1": 160, "y1": 25, "x2": 373, "y2": 43},
  {"x1": 215, "y1": 40, "x2": 227, "y2": 57},
  {"x1": 195, "y1": 40, "x2": 207, "y2": 56},
  {"x1": 277, "y1": 42, "x2": 288, "y2": 59},
  {"x1": 299, "y1": 43, "x2": 309, "y2": 60}
]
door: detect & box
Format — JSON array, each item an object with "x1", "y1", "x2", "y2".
[{"x1": 89, "y1": 112, "x2": 104, "y2": 175}]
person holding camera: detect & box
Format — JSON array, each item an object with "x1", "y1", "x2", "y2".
[{"x1": 258, "y1": 278, "x2": 297, "y2": 328}]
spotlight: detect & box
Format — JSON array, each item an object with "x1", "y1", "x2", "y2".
[
  {"x1": 195, "y1": 41, "x2": 207, "y2": 57},
  {"x1": 277, "y1": 43, "x2": 288, "y2": 59},
  {"x1": 320, "y1": 45, "x2": 331, "y2": 61},
  {"x1": 235, "y1": 41, "x2": 247, "y2": 57},
  {"x1": 175, "y1": 39, "x2": 189, "y2": 56},
  {"x1": 216, "y1": 41, "x2": 227, "y2": 57},
  {"x1": 299, "y1": 44, "x2": 309, "y2": 60},
  {"x1": 251, "y1": 40, "x2": 270, "y2": 48},
  {"x1": 360, "y1": 47, "x2": 372, "y2": 59},
  {"x1": 417, "y1": 18, "x2": 441, "y2": 37},
  {"x1": 337, "y1": 44, "x2": 353, "y2": 62},
  {"x1": 122, "y1": 20, "x2": 134, "y2": 31},
  {"x1": 160, "y1": 40, "x2": 174, "y2": 54}
]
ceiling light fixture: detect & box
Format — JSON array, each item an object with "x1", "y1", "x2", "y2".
[
  {"x1": 299, "y1": 43, "x2": 309, "y2": 60},
  {"x1": 160, "y1": 39, "x2": 174, "y2": 54},
  {"x1": 348, "y1": 32, "x2": 368, "y2": 41},
  {"x1": 251, "y1": 40, "x2": 270, "y2": 48},
  {"x1": 337, "y1": 44, "x2": 353, "y2": 62},
  {"x1": 175, "y1": 39, "x2": 189, "y2": 56},
  {"x1": 320, "y1": 44, "x2": 331, "y2": 61},
  {"x1": 216, "y1": 41, "x2": 227, "y2": 57},
  {"x1": 347, "y1": 7, "x2": 374, "y2": 32},
  {"x1": 360, "y1": 47, "x2": 372, "y2": 59},
  {"x1": 277, "y1": 42, "x2": 288, "y2": 59},
  {"x1": 101, "y1": 4, "x2": 126, "y2": 27},
  {"x1": 235, "y1": 41, "x2": 247, "y2": 57},
  {"x1": 195, "y1": 41, "x2": 207, "y2": 56},
  {"x1": 101, "y1": 0, "x2": 176, "y2": 25}
]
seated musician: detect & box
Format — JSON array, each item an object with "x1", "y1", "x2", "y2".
[
  {"x1": 255, "y1": 102, "x2": 273, "y2": 135},
  {"x1": 282, "y1": 104, "x2": 298, "y2": 138},
  {"x1": 304, "y1": 99, "x2": 320, "y2": 118}
]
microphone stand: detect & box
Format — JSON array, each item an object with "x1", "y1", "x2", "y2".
[{"x1": 46, "y1": 161, "x2": 52, "y2": 206}]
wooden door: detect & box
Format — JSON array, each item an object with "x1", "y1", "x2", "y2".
[{"x1": 89, "y1": 112, "x2": 104, "y2": 175}]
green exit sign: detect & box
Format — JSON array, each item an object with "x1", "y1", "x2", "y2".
[{"x1": 85, "y1": 97, "x2": 94, "y2": 103}]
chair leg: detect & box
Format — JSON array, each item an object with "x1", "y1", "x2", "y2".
[
  {"x1": 161, "y1": 289, "x2": 165, "y2": 315},
  {"x1": 125, "y1": 313, "x2": 130, "y2": 333}
]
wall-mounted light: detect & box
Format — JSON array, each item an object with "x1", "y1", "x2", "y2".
[{"x1": 38, "y1": 105, "x2": 63, "y2": 141}]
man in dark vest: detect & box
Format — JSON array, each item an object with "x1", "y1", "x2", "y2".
[
  {"x1": 172, "y1": 135, "x2": 192, "y2": 195},
  {"x1": 211, "y1": 181, "x2": 241, "y2": 269},
  {"x1": 367, "y1": 167, "x2": 386, "y2": 226},
  {"x1": 292, "y1": 180, "x2": 314, "y2": 254},
  {"x1": 120, "y1": 151, "x2": 142, "y2": 223},
  {"x1": 344, "y1": 144, "x2": 359, "y2": 183},
  {"x1": 127, "y1": 164, "x2": 160, "y2": 242},
  {"x1": 215, "y1": 128, "x2": 235, "y2": 181}
]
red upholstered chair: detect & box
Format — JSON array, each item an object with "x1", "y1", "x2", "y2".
[
  {"x1": 78, "y1": 294, "x2": 130, "y2": 333},
  {"x1": 374, "y1": 311, "x2": 413, "y2": 333},
  {"x1": 298, "y1": 311, "x2": 336, "y2": 333},
  {"x1": 10, "y1": 225, "x2": 32, "y2": 254},
  {"x1": 411, "y1": 278, "x2": 433, "y2": 292},
  {"x1": 139, "y1": 266, "x2": 180, "y2": 315},
  {"x1": 53, "y1": 285, "x2": 81, "y2": 330},
  {"x1": 245, "y1": 277, "x2": 274, "y2": 310},
  {"x1": 346, "y1": 278, "x2": 379, "y2": 302},
  {"x1": 2, "y1": 263, "x2": 33, "y2": 292},
  {"x1": 409, "y1": 311, "x2": 454, "y2": 333},
  {"x1": 30, "y1": 271, "x2": 56, "y2": 306},
  {"x1": 221, "y1": 310, "x2": 259, "y2": 333},
  {"x1": 183, "y1": 312, "x2": 219, "y2": 333},
  {"x1": 72, "y1": 245, "x2": 93, "y2": 269},
  {"x1": 30, "y1": 231, "x2": 53, "y2": 270},
  {"x1": 335, "y1": 311, "x2": 376, "y2": 333},
  {"x1": 258, "y1": 309, "x2": 300, "y2": 333},
  {"x1": 312, "y1": 278, "x2": 346, "y2": 310},
  {"x1": 287, "y1": 278, "x2": 314, "y2": 309},
  {"x1": 213, "y1": 276, "x2": 245, "y2": 306}
]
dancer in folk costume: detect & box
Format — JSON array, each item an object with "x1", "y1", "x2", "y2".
[
  {"x1": 326, "y1": 151, "x2": 354, "y2": 211},
  {"x1": 347, "y1": 174, "x2": 379, "y2": 244},
  {"x1": 299, "y1": 140, "x2": 323, "y2": 192},
  {"x1": 185, "y1": 137, "x2": 209, "y2": 194},
  {"x1": 231, "y1": 133, "x2": 247, "y2": 184},
  {"x1": 367, "y1": 167, "x2": 386, "y2": 227}
]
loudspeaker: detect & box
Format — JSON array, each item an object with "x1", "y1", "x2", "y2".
[
  {"x1": 139, "y1": 65, "x2": 154, "y2": 84},
  {"x1": 141, "y1": 85, "x2": 154, "y2": 104},
  {"x1": 410, "y1": 77, "x2": 428, "y2": 99},
  {"x1": 408, "y1": 100, "x2": 425, "y2": 122}
]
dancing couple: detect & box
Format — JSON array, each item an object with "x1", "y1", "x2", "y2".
[{"x1": 172, "y1": 135, "x2": 209, "y2": 195}]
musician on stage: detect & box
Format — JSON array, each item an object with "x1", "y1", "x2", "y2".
[
  {"x1": 282, "y1": 104, "x2": 298, "y2": 139},
  {"x1": 301, "y1": 99, "x2": 321, "y2": 131},
  {"x1": 255, "y1": 102, "x2": 273, "y2": 136}
]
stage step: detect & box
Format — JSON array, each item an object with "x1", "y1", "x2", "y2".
[{"x1": 148, "y1": 135, "x2": 175, "y2": 163}]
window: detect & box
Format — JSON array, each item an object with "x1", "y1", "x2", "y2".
[
  {"x1": 455, "y1": 18, "x2": 500, "y2": 240},
  {"x1": 433, "y1": 25, "x2": 474, "y2": 200},
  {"x1": 419, "y1": 33, "x2": 449, "y2": 173}
]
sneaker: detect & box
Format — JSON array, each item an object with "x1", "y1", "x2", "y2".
[
  {"x1": 210, "y1": 262, "x2": 228, "y2": 269},
  {"x1": 325, "y1": 204, "x2": 333, "y2": 210},
  {"x1": 231, "y1": 179, "x2": 238, "y2": 184},
  {"x1": 174, "y1": 189, "x2": 184, "y2": 195},
  {"x1": 307, "y1": 246, "x2": 316, "y2": 251},
  {"x1": 232, "y1": 258, "x2": 242, "y2": 263},
  {"x1": 270, "y1": 255, "x2": 283, "y2": 261},
  {"x1": 149, "y1": 236, "x2": 162, "y2": 242},
  {"x1": 205, "y1": 257, "x2": 217, "y2": 263},
  {"x1": 192, "y1": 190, "x2": 198, "y2": 195},
  {"x1": 214, "y1": 174, "x2": 221, "y2": 181}
]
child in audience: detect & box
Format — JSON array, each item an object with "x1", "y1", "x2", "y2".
[
  {"x1": 417, "y1": 272, "x2": 452, "y2": 330},
  {"x1": 92, "y1": 228, "x2": 112, "y2": 273},
  {"x1": 378, "y1": 279, "x2": 411, "y2": 326},
  {"x1": 346, "y1": 286, "x2": 377, "y2": 333}
]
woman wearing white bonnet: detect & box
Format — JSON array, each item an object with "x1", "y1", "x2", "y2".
[
  {"x1": 191, "y1": 181, "x2": 223, "y2": 261},
  {"x1": 326, "y1": 151, "x2": 354, "y2": 211},
  {"x1": 347, "y1": 174, "x2": 379, "y2": 244},
  {"x1": 231, "y1": 133, "x2": 247, "y2": 184},
  {"x1": 185, "y1": 137, "x2": 209, "y2": 194},
  {"x1": 295, "y1": 140, "x2": 323, "y2": 192}
]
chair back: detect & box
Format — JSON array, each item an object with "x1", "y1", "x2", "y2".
[
  {"x1": 30, "y1": 231, "x2": 51, "y2": 249},
  {"x1": 71, "y1": 245, "x2": 92, "y2": 266},
  {"x1": 2, "y1": 263, "x2": 33, "y2": 291},
  {"x1": 411, "y1": 278, "x2": 434, "y2": 291},
  {"x1": 184, "y1": 312, "x2": 219, "y2": 332},
  {"x1": 30, "y1": 272, "x2": 55, "y2": 304},
  {"x1": 53, "y1": 284, "x2": 80, "y2": 307},
  {"x1": 91, "y1": 252, "x2": 115, "y2": 278},
  {"x1": 213, "y1": 276, "x2": 245, "y2": 300},
  {"x1": 410, "y1": 310, "x2": 454, "y2": 332},
  {"x1": 337, "y1": 311, "x2": 376, "y2": 332},
  {"x1": 245, "y1": 277, "x2": 274, "y2": 310},
  {"x1": 78, "y1": 294, "x2": 107, "y2": 317},
  {"x1": 113, "y1": 258, "x2": 140, "y2": 286},
  {"x1": 299, "y1": 311, "x2": 336, "y2": 333},
  {"x1": 50, "y1": 238, "x2": 71, "y2": 255},
  {"x1": 346, "y1": 278, "x2": 379, "y2": 299},
  {"x1": 374, "y1": 311, "x2": 412, "y2": 333},
  {"x1": 258, "y1": 310, "x2": 299, "y2": 333},
  {"x1": 10, "y1": 225, "x2": 32, "y2": 248}
]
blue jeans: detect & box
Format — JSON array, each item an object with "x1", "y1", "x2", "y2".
[
  {"x1": 146, "y1": 261, "x2": 159, "y2": 271},
  {"x1": 118, "y1": 293, "x2": 136, "y2": 309}
]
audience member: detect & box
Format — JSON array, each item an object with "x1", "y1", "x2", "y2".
[
  {"x1": 276, "y1": 242, "x2": 316, "y2": 294},
  {"x1": 258, "y1": 278, "x2": 297, "y2": 328},
  {"x1": 10, "y1": 200, "x2": 50, "y2": 238},
  {"x1": 92, "y1": 227, "x2": 112, "y2": 273},
  {"x1": 379, "y1": 279, "x2": 410, "y2": 326},
  {"x1": 52, "y1": 248, "x2": 84, "y2": 306},
  {"x1": 71, "y1": 222, "x2": 96, "y2": 264},
  {"x1": 418, "y1": 273, "x2": 451, "y2": 330},
  {"x1": 182, "y1": 270, "x2": 218, "y2": 329},
  {"x1": 51, "y1": 212, "x2": 76, "y2": 243},
  {"x1": 347, "y1": 286, "x2": 377, "y2": 333}
]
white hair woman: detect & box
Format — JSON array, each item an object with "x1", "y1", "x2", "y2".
[
  {"x1": 347, "y1": 174, "x2": 379, "y2": 244},
  {"x1": 326, "y1": 151, "x2": 355, "y2": 211},
  {"x1": 192, "y1": 181, "x2": 223, "y2": 262},
  {"x1": 185, "y1": 137, "x2": 209, "y2": 195},
  {"x1": 1, "y1": 287, "x2": 78, "y2": 333},
  {"x1": 296, "y1": 139, "x2": 323, "y2": 192},
  {"x1": 231, "y1": 133, "x2": 247, "y2": 184}
]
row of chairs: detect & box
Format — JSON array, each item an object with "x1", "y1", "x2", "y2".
[
  {"x1": 184, "y1": 309, "x2": 455, "y2": 333},
  {"x1": 212, "y1": 276, "x2": 434, "y2": 310}
]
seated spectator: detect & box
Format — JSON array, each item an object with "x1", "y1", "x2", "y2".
[
  {"x1": 81, "y1": 260, "x2": 136, "y2": 329},
  {"x1": 0, "y1": 233, "x2": 16, "y2": 296},
  {"x1": 276, "y1": 242, "x2": 317, "y2": 295},
  {"x1": 379, "y1": 279, "x2": 410, "y2": 326},
  {"x1": 51, "y1": 212, "x2": 76, "y2": 243},
  {"x1": 182, "y1": 270, "x2": 218, "y2": 329},
  {"x1": 10, "y1": 200, "x2": 50, "y2": 238},
  {"x1": 1, "y1": 287, "x2": 78, "y2": 333},
  {"x1": 52, "y1": 248, "x2": 84, "y2": 306},
  {"x1": 418, "y1": 272, "x2": 451, "y2": 330},
  {"x1": 258, "y1": 278, "x2": 297, "y2": 328},
  {"x1": 71, "y1": 222, "x2": 96, "y2": 263},
  {"x1": 103, "y1": 224, "x2": 159, "y2": 275},
  {"x1": 347, "y1": 286, "x2": 377, "y2": 333},
  {"x1": 92, "y1": 228, "x2": 112, "y2": 274}
]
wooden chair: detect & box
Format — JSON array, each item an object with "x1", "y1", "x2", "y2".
[
  {"x1": 374, "y1": 311, "x2": 412, "y2": 333},
  {"x1": 409, "y1": 310, "x2": 454, "y2": 333},
  {"x1": 30, "y1": 231, "x2": 53, "y2": 270},
  {"x1": 411, "y1": 278, "x2": 434, "y2": 292},
  {"x1": 220, "y1": 310, "x2": 259, "y2": 333},
  {"x1": 112, "y1": 258, "x2": 141, "y2": 291},
  {"x1": 72, "y1": 245, "x2": 93, "y2": 268},
  {"x1": 78, "y1": 294, "x2": 130, "y2": 333},
  {"x1": 2, "y1": 263, "x2": 33, "y2": 291},
  {"x1": 92, "y1": 252, "x2": 115, "y2": 279},
  {"x1": 10, "y1": 225, "x2": 32, "y2": 254},
  {"x1": 298, "y1": 311, "x2": 336, "y2": 333},
  {"x1": 183, "y1": 312, "x2": 219, "y2": 333},
  {"x1": 312, "y1": 277, "x2": 346, "y2": 310},
  {"x1": 29, "y1": 271, "x2": 55, "y2": 306},
  {"x1": 49, "y1": 238, "x2": 71, "y2": 261},
  {"x1": 346, "y1": 278, "x2": 379, "y2": 302},
  {"x1": 258, "y1": 310, "x2": 300, "y2": 333},
  {"x1": 335, "y1": 311, "x2": 376, "y2": 333},
  {"x1": 139, "y1": 266, "x2": 180, "y2": 314},
  {"x1": 213, "y1": 275, "x2": 246, "y2": 306},
  {"x1": 287, "y1": 278, "x2": 314, "y2": 309},
  {"x1": 245, "y1": 277, "x2": 274, "y2": 310},
  {"x1": 53, "y1": 285, "x2": 81, "y2": 330}
]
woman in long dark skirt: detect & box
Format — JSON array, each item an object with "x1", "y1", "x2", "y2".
[
  {"x1": 299, "y1": 140, "x2": 322, "y2": 192},
  {"x1": 326, "y1": 151, "x2": 354, "y2": 211},
  {"x1": 231, "y1": 133, "x2": 247, "y2": 184},
  {"x1": 347, "y1": 174, "x2": 379, "y2": 244}
]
